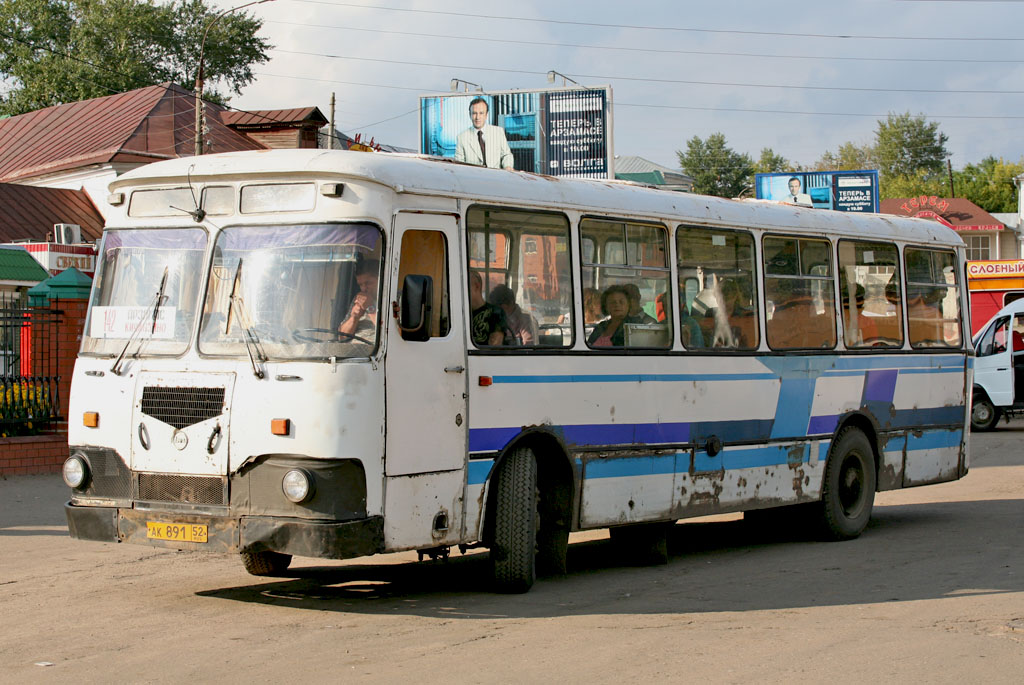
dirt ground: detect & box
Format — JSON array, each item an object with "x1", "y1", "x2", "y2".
[{"x1": 2, "y1": 425, "x2": 1023, "y2": 684}]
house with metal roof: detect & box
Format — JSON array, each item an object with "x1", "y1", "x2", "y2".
[{"x1": 614, "y1": 155, "x2": 694, "y2": 193}]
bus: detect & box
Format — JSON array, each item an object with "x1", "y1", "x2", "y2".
[{"x1": 63, "y1": 149, "x2": 970, "y2": 593}]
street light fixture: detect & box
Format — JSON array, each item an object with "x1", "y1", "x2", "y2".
[
  {"x1": 194, "y1": 0, "x2": 276, "y2": 156},
  {"x1": 547, "y1": 70, "x2": 586, "y2": 88},
  {"x1": 449, "y1": 78, "x2": 482, "y2": 93}
]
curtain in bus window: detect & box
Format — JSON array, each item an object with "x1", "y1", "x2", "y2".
[
  {"x1": 837, "y1": 240, "x2": 902, "y2": 348},
  {"x1": 580, "y1": 218, "x2": 671, "y2": 349},
  {"x1": 676, "y1": 226, "x2": 758, "y2": 350},
  {"x1": 764, "y1": 236, "x2": 836, "y2": 350},
  {"x1": 905, "y1": 248, "x2": 961, "y2": 348}
]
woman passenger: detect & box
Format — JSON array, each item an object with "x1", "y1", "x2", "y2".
[{"x1": 587, "y1": 285, "x2": 633, "y2": 348}]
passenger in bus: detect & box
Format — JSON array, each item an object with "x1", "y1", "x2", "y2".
[
  {"x1": 587, "y1": 285, "x2": 634, "y2": 347},
  {"x1": 873, "y1": 280, "x2": 903, "y2": 342},
  {"x1": 338, "y1": 260, "x2": 379, "y2": 340},
  {"x1": 674, "y1": 297, "x2": 705, "y2": 348},
  {"x1": 623, "y1": 283, "x2": 657, "y2": 324},
  {"x1": 469, "y1": 271, "x2": 510, "y2": 346},
  {"x1": 488, "y1": 284, "x2": 539, "y2": 345},
  {"x1": 582, "y1": 288, "x2": 603, "y2": 324}
]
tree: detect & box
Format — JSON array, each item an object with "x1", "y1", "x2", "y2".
[
  {"x1": 955, "y1": 156, "x2": 1024, "y2": 214},
  {"x1": 880, "y1": 170, "x2": 947, "y2": 201},
  {"x1": 754, "y1": 147, "x2": 790, "y2": 174},
  {"x1": 0, "y1": 0, "x2": 271, "y2": 115},
  {"x1": 874, "y1": 112, "x2": 949, "y2": 183},
  {"x1": 677, "y1": 133, "x2": 754, "y2": 198},
  {"x1": 814, "y1": 141, "x2": 875, "y2": 172}
]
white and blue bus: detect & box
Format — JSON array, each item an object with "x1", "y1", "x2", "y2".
[{"x1": 64, "y1": 150, "x2": 970, "y2": 592}]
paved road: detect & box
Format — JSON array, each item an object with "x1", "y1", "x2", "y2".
[{"x1": 2, "y1": 426, "x2": 1023, "y2": 683}]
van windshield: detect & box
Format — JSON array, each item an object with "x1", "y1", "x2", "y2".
[
  {"x1": 82, "y1": 228, "x2": 208, "y2": 357},
  {"x1": 199, "y1": 223, "x2": 384, "y2": 360}
]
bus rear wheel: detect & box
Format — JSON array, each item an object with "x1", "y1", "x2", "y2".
[
  {"x1": 241, "y1": 550, "x2": 292, "y2": 576},
  {"x1": 490, "y1": 447, "x2": 538, "y2": 593},
  {"x1": 818, "y1": 427, "x2": 876, "y2": 541}
]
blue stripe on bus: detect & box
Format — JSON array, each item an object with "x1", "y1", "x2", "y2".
[
  {"x1": 907, "y1": 429, "x2": 962, "y2": 451},
  {"x1": 585, "y1": 453, "x2": 679, "y2": 479},
  {"x1": 770, "y1": 377, "x2": 816, "y2": 439},
  {"x1": 468, "y1": 404, "x2": 965, "y2": 454},
  {"x1": 490, "y1": 373, "x2": 777, "y2": 384},
  {"x1": 467, "y1": 459, "x2": 493, "y2": 485},
  {"x1": 466, "y1": 431, "x2": 953, "y2": 486}
]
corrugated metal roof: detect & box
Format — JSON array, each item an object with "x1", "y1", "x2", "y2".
[
  {"x1": 221, "y1": 107, "x2": 327, "y2": 128},
  {"x1": 0, "y1": 184, "x2": 104, "y2": 242},
  {"x1": 0, "y1": 82, "x2": 266, "y2": 183},
  {"x1": 0, "y1": 246, "x2": 51, "y2": 283}
]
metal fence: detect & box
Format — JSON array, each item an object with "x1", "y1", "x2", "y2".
[{"x1": 0, "y1": 294, "x2": 62, "y2": 436}]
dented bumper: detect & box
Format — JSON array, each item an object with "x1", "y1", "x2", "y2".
[{"x1": 65, "y1": 502, "x2": 383, "y2": 560}]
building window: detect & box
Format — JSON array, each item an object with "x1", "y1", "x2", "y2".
[{"x1": 964, "y1": 234, "x2": 991, "y2": 261}]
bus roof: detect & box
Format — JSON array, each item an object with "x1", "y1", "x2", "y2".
[{"x1": 112, "y1": 149, "x2": 963, "y2": 247}]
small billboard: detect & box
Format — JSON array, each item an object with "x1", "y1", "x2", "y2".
[
  {"x1": 420, "y1": 86, "x2": 613, "y2": 179},
  {"x1": 755, "y1": 170, "x2": 879, "y2": 212}
]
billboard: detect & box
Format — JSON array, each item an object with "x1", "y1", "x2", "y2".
[
  {"x1": 755, "y1": 170, "x2": 880, "y2": 212},
  {"x1": 419, "y1": 86, "x2": 613, "y2": 179}
]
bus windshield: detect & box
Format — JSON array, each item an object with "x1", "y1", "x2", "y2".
[
  {"x1": 199, "y1": 223, "x2": 383, "y2": 360},
  {"x1": 82, "y1": 228, "x2": 208, "y2": 357}
]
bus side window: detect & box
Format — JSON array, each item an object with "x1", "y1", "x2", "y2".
[
  {"x1": 837, "y1": 240, "x2": 902, "y2": 349},
  {"x1": 676, "y1": 226, "x2": 758, "y2": 350},
  {"x1": 905, "y1": 248, "x2": 962, "y2": 349},
  {"x1": 397, "y1": 229, "x2": 450, "y2": 338},
  {"x1": 764, "y1": 236, "x2": 836, "y2": 350}
]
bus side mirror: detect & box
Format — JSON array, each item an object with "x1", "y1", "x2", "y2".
[{"x1": 399, "y1": 275, "x2": 432, "y2": 341}]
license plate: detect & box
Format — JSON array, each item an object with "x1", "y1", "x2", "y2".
[{"x1": 146, "y1": 521, "x2": 208, "y2": 543}]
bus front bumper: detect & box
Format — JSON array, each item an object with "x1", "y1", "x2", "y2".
[{"x1": 65, "y1": 502, "x2": 384, "y2": 560}]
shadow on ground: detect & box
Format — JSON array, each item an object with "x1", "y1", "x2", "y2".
[{"x1": 198, "y1": 497, "x2": 1024, "y2": 619}]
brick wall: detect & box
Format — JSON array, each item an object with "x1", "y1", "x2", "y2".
[{"x1": 0, "y1": 297, "x2": 87, "y2": 477}]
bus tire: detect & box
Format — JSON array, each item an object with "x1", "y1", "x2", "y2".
[
  {"x1": 970, "y1": 395, "x2": 1000, "y2": 431},
  {"x1": 818, "y1": 427, "x2": 876, "y2": 541},
  {"x1": 240, "y1": 550, "x2": 292, "y2": 576},
  {"x1": 490, "y1": 447, "x2": 538, "y2": 593}
]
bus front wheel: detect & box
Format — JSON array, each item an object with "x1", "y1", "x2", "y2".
[
  {"x1": 490, "y1": 447, "x2": 538, "y2": 593},
  {"x1": 818, "y1": 427, "x2": 876, "y2": 541},
  {"x1": 241, "y1": 550, "x2": 292, "y2": 576}
]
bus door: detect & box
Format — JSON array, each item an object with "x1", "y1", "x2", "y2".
[{"x1": 383, "y1": 212, "x2": 467, "y2": 548}]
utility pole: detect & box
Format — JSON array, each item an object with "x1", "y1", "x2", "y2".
[
  {"x1": 947, "y1": 159, "x2": 955, "y2": 198},
  {"x1": 329, "y1": 92, "x2": 336, "y2": 150},
  {"x1": 194, "y1": 0, "x2": 276, "y2": 156}
]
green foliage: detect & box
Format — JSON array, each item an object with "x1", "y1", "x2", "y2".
[
  {"x1": 676, "y1": 133, "x2": 754, "y2": 198},
  {"x1": 754, "y1": 147, "x2": 791, "y2": 174},
  {"x1": 880, "y1": 170, "x2": 948, "y2": 201},
  {"x1": 955, "y1": 156, "x2": 1023, "y2": 214},
  {"x1": 814, "y1": 141, "x2": 875, "y2": 172},
  {"x1": 0, "y1": 0, "x2": 271, "y2": 115},
  {"x1": 874, "y1": 111, "x2": 949, "y2": 183}
]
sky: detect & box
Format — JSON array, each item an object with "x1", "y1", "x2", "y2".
[{"x1": 217, "y1": 0, "x2": 1024, "y2": 172}]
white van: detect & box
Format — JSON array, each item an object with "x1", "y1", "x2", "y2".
[{"x1": 972, "y1": 298, "x2": 1024, "y2": 429}]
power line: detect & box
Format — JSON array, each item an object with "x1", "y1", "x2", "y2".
[
  {"x1": 272, "y1": 48, "x2": 1024, "y2": 96},
  {"x1": 265, "y1": 19, "x2": 1024, "y2": 65},
  {"x1": 254, "y1": 71, "x2": 1024, "y2": 122},
  {"x1": 288, "y1": 0, "x2": 1024, "y2": 42}
]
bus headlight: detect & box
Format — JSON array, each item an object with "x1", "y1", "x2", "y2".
[
  {"x1": 282, "y1": 469, "x2": 314, "y2": 503},
  {"x1": 63, "y1": 454, "x2": 89, "y2": 489}
]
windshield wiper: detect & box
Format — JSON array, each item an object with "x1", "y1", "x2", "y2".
[
  {"x1": 225, "y1": 259, "x2": 266, "y2": 379},
  {"x1": 111, "y1": 267, "x2": 168, "y2": 375}
]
